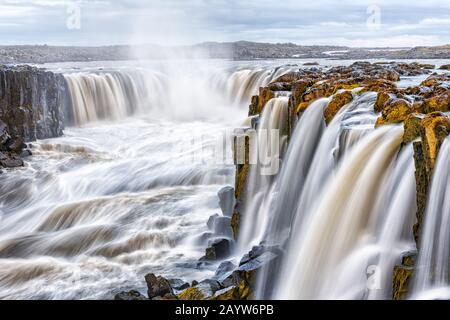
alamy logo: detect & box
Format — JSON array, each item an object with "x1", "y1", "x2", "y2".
[
  {"x1": 367, "y1": 265, "x2": 381, "y2": 290},
  {"x1": 67, "y1": 1, "x2": 82, "y2": 30},
  {"x1": 366, "y1": 5, "x2": 381, "y2": 30}
]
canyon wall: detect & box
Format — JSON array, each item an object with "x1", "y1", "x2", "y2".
[{"x1": 0, "y1": 65, "x2": 69, "y2": 169}]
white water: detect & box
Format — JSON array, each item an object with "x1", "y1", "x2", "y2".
[
  {"x1": 275, "y1": 125, "x2": 416, "y2": 299},
  {"x1": 411, "y1": 137, "x2": 450, "y2": 300},
  {"x1": 0, "y1": 59, "x2": 295, "y2": 299},
  {"x1": 236, "y1": 89, "x2": 418, "y2": 300}
]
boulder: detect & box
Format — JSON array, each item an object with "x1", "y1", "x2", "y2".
[
  {"x1": 114, "y1": 290, "x2": 147, "y2": 301},
  {"x1": 403, "y1": 113, "x2": 424, "y2": 143},
  {"x1": 439, "y1": 64, "x2": 450, "y2": 70},
  {"x1": 324, "y1": 91, "x2": 353, "y2": 124},
  {"x1": 169, "y1": 279, "x2": 190, "y2": 291},
  {"x1": 0, "y1": 156, "x2": 23, "y2": 168},
  {"x1": 374, "y1": 92, "x2": 392, "y2": 113},
  {"x1": 214, "y1": 261, "x2": 237, "y2": 277},
  {"x1": 423, "y1": 92, "x2": 450, "y2": 113},
  {"x1": 144, "y1": 273, "x2": 173, "y2": 299},
  {"x1": 375, "y1": 98, "x2": 413, "y2": 126},
  {"x1": 202, "y1": 238, "x2": 232, "y2": 261},
  {"x1": 177, "y1": 281, "x2": 216, "y2": 300}
]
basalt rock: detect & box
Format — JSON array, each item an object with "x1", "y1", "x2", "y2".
[
  {"x1": 393, "y1": 251, "x2": 417, "y2": 300},
  {"x1": 258, "y1": 87, "x2": 274, "y2": 114},
  {"x1": 375, "y1": 98, "x2": 413, "y2": 126},
  {"x1": 374, "y1": 92, "x2": 393, "y2": 113},
  {"x1": 421, "y1": 112, "x2": 450, "y2": 172},
  {"x1": 0, "y1": 65, "x2": 69, "y2": 141},
  {"x1": 439, "y1": 64, "x2": 450, "y2": 70},
  {"x1": 114, "y1": 290, "x2": 147, "y2": 300},
  {"x1": 407, "y1": 113, "x2": 450, "y2": 244},
  {"x1": 144, "y1": 273, "x2": 174, "y2": 299},
  {"x1": 0, "y1": 65, "x2": 69, "y2": 170},
  {"x1": 324, "y1": 91, "x2": 353, "y2": 124},
  {"x1": 202, "y1": 238, "x2": 232, "y2": 261}
]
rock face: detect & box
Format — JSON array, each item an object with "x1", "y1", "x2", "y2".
[
  {"x1": 0, "y1": 65, "x2": 69, "y2": 170},
  {"x1": 324, "y1": 90, "x2": 353, "y2": 124},
  {"x1": 0, "y1": 65, "x2": 69, "y2": 141},
  {"x1": 145, "y1": 273, "x2": 174, "y2": 299},
  {"x1": 393, "y1": 251, "x2": 417, "y2": 300}
]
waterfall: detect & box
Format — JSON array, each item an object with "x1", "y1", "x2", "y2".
[
  {"x1": 64, "y1": 70, "x2": 166, "y2": 125},
  {"x1": 64, "y1": 64, "x2": 297, "y2": 126},
  {"x1": 273, "y1": 125, "x2": 416, "y2": 299},
  {"x1": 411, "y1": 137, "x2": 450, "y2": 300},
  {"x1": 236, "y1": 97, "x2": 289, "y2": 252}
]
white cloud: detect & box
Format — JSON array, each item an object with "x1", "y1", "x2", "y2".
[{"x1": 0, "y1": 0, "x2": 449, "y2": 47}]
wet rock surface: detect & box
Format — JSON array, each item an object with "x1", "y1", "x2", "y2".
[
  {"x1": 145, "y1": 273, "x2": 174, "y2": 299},
  {"x1": 0, "y1": 65, "x2": 69, "y2": 171}
]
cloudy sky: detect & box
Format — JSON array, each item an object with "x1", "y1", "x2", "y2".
[{"x1": 0, "y1": 0, "x2": 450, "y2": 47}]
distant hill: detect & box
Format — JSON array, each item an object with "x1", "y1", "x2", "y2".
[{"x1": 0, "y1": 41, "x2": 449, "y2": 64}]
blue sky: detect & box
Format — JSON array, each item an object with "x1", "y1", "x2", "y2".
[{"x1": 0, "y1": 0, "x2": 450, "y2": 47}]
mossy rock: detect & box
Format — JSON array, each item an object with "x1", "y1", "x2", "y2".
[
  {"x1": 403, "y1": 113, "x2": 424, "y2": 143},
  {"x1": 178, "y1": 287, "x2": 208, "y2": 300},
  {"x1": 423, "y1": 92, "x2": 450, "y2": 113},
  {"x1": 374, "y1": 92, "x2": 392, "y2": 113},
  {"x1": 393, "y1": 265, "x2": 414, "y2": 300},
  {"x1": 375, "y1": 98, "x2": 413, "y2": 126},
  {"x1": 324, "y1": 91, "x2": 353, "y2": 124},
  {"x1": 421, "y1": 112, "x2": 450, "y2": 171},
  {"x1": 258, "y1": 87, "x2": 274, "y2": 113}
]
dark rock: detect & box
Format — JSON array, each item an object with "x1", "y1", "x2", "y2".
[
  {"x1": 144, "y1": 273, "x2": 173, "y2": 299},
  {"x1": 439, "y1": 64, "x2": 450, "y2": 70},
  {"x1": 0, "y1": 156, "x2": 23, "y2": 168},
  {"x1": 114, "y1": 290, "x2": 147, "y2": 301},
  {"x1": 218, "y1": 251, "x2": 279, "y2": 292},
  {"x1": 214, "y1": 261, "x2": 237, "y2": 277},
  {"x1": 20, "y1": 149, "x2": 32, "y2": 158},
  {"x1": 0, "y1": 120, "x2": 10, "y2": 146},
  {"x1": 168, "y1": 279, "x2": 190, "y2": 291},
  {"x1": 0, "y1": 65, "x2": 68, "y2": 141},
  {"x1": 203, "y1": 238, "x2": 232, "y2": 261},
  {"x1": 5, "y1": 137, "x2": 26, "y2": 153}
]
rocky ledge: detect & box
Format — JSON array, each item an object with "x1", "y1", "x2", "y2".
[
  {"x1": 118, "y1": 61, "x2": 450, "y2": 301},
  {"x1": 0, "y1": 65, "x2": 69, "y2": 171}
]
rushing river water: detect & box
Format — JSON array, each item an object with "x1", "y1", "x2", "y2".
[{"x1": 0, "y1": 58, "x2": 449, "y2": 300}]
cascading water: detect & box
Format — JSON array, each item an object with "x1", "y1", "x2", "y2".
[
  {"x1": 240, "y1": 89, "x2": 417, "y2": 300},
  {"x1": 0, "y1": 60, "x2": 295, "y2": 299},
  {"x1": 64, "y1": 70, "x2": 166, "y2": 125},
  {"x1": 273, "y1": 125, "x2": 416, "y2": 299},
  {"x1": 411, "y1": 137, "x2": 450, "y2": 300},
  {"x1": 236, "y1": 97, "x2": 289, "y2": 252}
]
